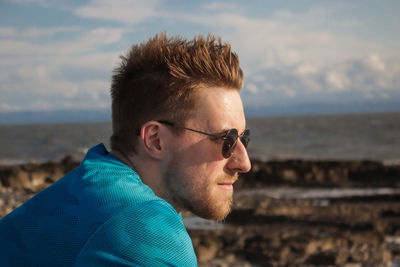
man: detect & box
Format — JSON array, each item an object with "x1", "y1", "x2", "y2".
[{"x1": 0, "y1": 33, "x2": 251, "y2": 266}]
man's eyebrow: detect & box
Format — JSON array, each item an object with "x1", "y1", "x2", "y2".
[{"x1": 212, "y1": 128, "x2": 231, "y2": 136}]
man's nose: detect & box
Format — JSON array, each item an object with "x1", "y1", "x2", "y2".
[{"x1": 226, "y1": 139, "x2": 251, "y2": 173}]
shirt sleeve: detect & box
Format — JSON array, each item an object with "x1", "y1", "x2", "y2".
[{"x1": 74, "y1": 200, "x2": 198, "y2": 267}]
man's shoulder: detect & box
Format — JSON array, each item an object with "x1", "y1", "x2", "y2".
[
  {"x1": 102, "y1": 199, "x2": 184, "y2": 233},
  {"x1": 75, "y1": 200, "x2": 197, "y2": 266}
]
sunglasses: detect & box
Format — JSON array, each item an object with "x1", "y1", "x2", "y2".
[{"x1": 158, "y1": 120, "x2": 250, "y2": 158}]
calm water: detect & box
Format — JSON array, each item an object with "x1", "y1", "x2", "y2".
[{"x1": 0, "y1": 112, "x2": 399, "y2": 165}]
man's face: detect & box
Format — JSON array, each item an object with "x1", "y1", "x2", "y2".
[{"x1": 162, "y1": 86, "x2": 251, "y2": 220}]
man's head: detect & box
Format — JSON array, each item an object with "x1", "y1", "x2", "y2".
[
  {"x1": 110, "y1": 33, "x2": 251, "y2": 220},
  {"x1": 110, "y1": 33, "x2": 243, "y2": 154}
]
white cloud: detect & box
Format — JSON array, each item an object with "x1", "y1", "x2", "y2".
[
  {"x1": 65, "y1": 51, "x2": 121, "y2": 70},
  {"x1": 62, "y1": 27, "x2": 124, "y2": 53},
  {"x1": 249, "y1": 74, "x2": 267, "y2": 83},
  {"x1": 364, "y1": 92, "x2": 374, "y2": 100},
  {"x1": 272, "y1": 7, "x2": 331, "y2": 27},
  {"x1": 0, "y1": 27, "x2": 17, "y2": 37},
  {"x1": 202, "y1": 2, "x2": 242, "y2": 12},
  {"x1": 381, "y1": 92, "x2": 390, "y2": 99},
  {"x1": 0, "y1": 26, "x2": 79, "y2": 40},
  {"x1": 0, "y1": 25, "x2": 124, "y2": 112},
  {"x1": 285, "y1": 89, "x2": 296, "y2": 98},
  {"x1": 80, "y1": 80, "x2": 109, "y2": 100},
  {"x1": 301, "y1": 77, "x2": 322, "y2": 93},
  {"x1": 0, "y1": 27, "x2": 124, "y2": 59},
  {"x1": 294, "y1": 63, "x2": 319, "y2": 76},
  {"x1": 241, "y1": 52, "x2": 400, "y2": 108},
  {"x1": 339, "y1": 19, "x2": 362, "y2": 28},
  {"x1": 75, "y1": 0, "x2": 160, "y2": 24},
  {"x1": 0, "y1": 103, "x2": 17, "y2": 112},
  {"x1": 180, "y1": 4, "x2": 397, "y2": 78},
  {"x1": 6, "y1": 0, "x2": 49, "y2": 6},
  {"x1": 365, "y1": 54, "x2": 386, "y2": 72},
  {"x1": 175, "y1": 4, "x2": 400, "y2": 104},
  {"x1": 245, "y1": 83, "x2": 259, "y2": 94},
  {"x1": 325, "y1": 71, "x2": 350, "y2": 91},
  {"x1": 180, "y1": 10, "x2": 354, "y2": 73},
  {"x1": 0, "y1": 61, "x2": 110, "y2": 111},
  {"x1": 24, "y1": 27, "x2": 80, "y2": 39}
]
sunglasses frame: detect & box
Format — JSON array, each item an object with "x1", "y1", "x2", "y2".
[{"x1": 157, "y1": 120, "x2": 250, "y2": 158}]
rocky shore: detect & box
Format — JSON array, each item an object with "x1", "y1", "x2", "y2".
[{"x1": 1, "y1": 158, "x2": 399, "y2": 266}]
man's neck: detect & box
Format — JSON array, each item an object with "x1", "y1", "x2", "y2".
[
  {"x1": 111, "y1": 149, "x2": 137, "y2": 172},
  {"x1": 111, "y1": 149, "x2": 183, "y2": 214}
]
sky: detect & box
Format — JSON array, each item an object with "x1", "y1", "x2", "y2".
[{"x1": 0, "y1": 0, "x2": 399, "y2": 113}]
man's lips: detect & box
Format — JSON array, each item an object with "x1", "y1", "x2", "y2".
[{"x1": 217, "y1": 180, "x2": 236, "y2": 190}]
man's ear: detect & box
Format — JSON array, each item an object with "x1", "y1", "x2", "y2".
[{"x1": 139, "y1": 121, "x2": 164, "y2": 160}]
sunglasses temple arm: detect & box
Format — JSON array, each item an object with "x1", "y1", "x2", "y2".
[
  {"x1": 181, "y1": 127, "x2": 224, "y2": 139},
  {"x1": 158, "y1": 120, "x2": 226, "y2": 140}
]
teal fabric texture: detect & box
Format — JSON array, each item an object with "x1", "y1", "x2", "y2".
[{"x1": 0, "y1": 144, "x2": 197, "y2": 266}]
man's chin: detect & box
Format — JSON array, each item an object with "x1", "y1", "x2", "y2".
[
  {"x1": 191, "y1": 198, "x2": 233, "y2": 221},
  {"x1": 205, "y1": 210, "x2": 231, "y2": 221}
]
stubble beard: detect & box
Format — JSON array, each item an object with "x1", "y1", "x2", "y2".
[{"x1": 162, "y1": 160, "x2": 236, "y2": 221}]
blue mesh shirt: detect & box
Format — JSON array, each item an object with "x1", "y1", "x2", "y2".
[{"x1": 0, "y1": 144, "x2": 198, "y2": 266}]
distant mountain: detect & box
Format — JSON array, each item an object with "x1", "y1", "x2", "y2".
[
  {"x1": 1, "y1": 101, "x2": 400, "y2": 125},
  {"x1": 0, "y1": 109, "x2": 111, "y2": 124},
  {"x1": 244, "y1": 101, "x2": 400, "y2": 116}
]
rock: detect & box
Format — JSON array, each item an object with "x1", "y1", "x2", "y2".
[
  {"x1": 0, "y1": 156, "x2": 79, "y2": 191},
  {"x1": 0, "y1": 167, "x2": 30, "y2": 189},
  {"x1": 238, "y1": 159, "x2": 400, "y2": 189},
  {"x1": 305, "y1": 251, "x2": 336, "y2": 265},
  {"x1": 281, "y1": 169, "x2": 297, "y2": 182},
  {"x1": 194, "y1": 236, "x2": 220, "y2": 263}
]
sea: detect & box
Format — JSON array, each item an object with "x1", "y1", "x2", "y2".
[{"x1": 0, "y1": 112, "x2": 399, "y2": 165}]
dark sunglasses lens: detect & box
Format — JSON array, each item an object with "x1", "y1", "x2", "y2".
[
  {"x1": 240, "y1": 129, "x2": 250, "y2": 148},
  {"x1": 222, "y1": 129, "x2": 239, "y2": 158}
]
